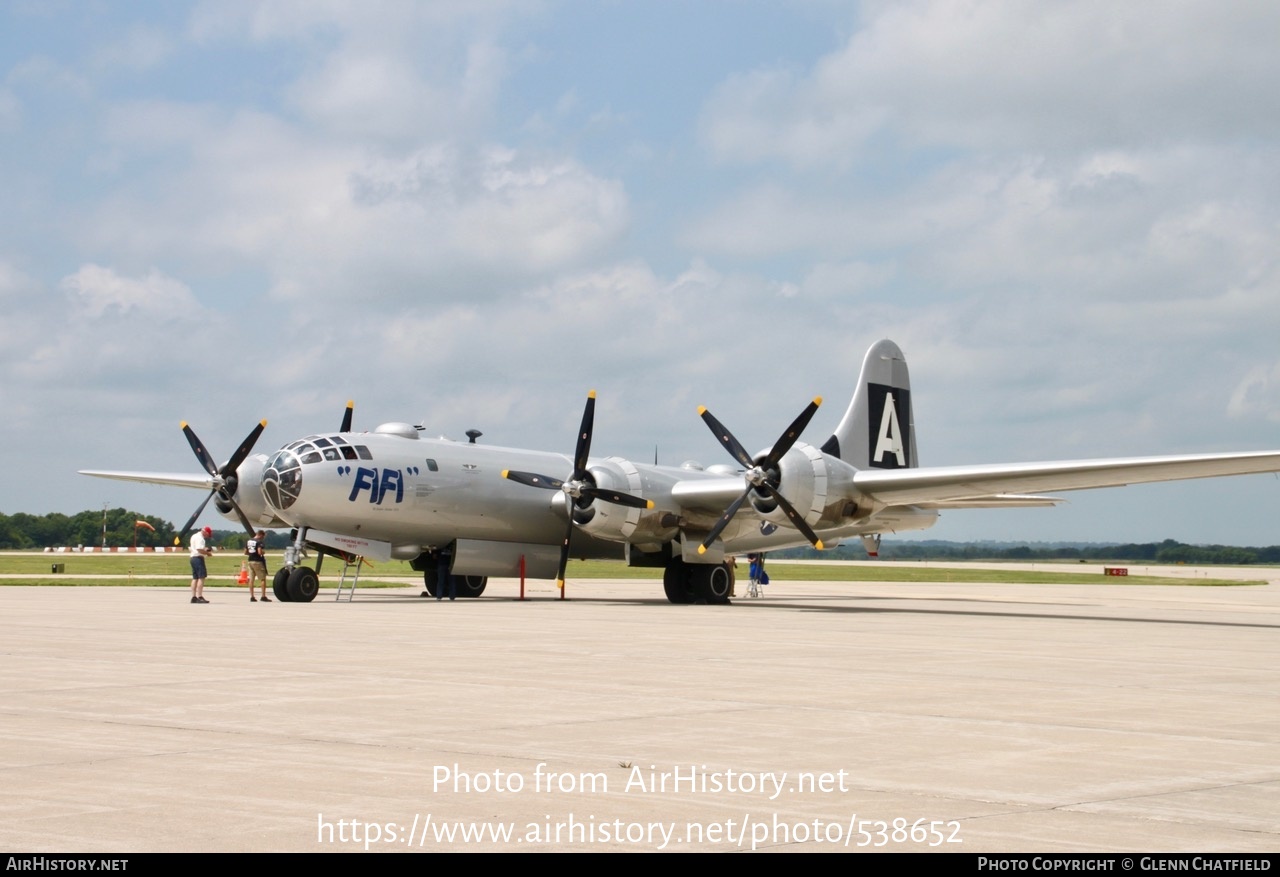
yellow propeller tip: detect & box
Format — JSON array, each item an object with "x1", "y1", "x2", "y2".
[
  {"x1": 697, "y1": 405, "x2": 707, "y2": 416},
  {"x1": 813, "y1": 396, "x2": 823, "y2": 406},
  {"x1": 588, "y1": 389, "x2": 597, "y2": 399},
  {"x1": 346, "y1": 400, "x2": 354, "y2": 408},
  {"x1": 815, "y1": 540, "x2": 825, "y2": 550},
  {"x1": 697, "y1": 544, "x2": 707, "y2": 555},
  {"x1": 259, "y1": 419, "x2": 268, "y2": 427},
  {"x1": 556, "y1": 579, "x2": 565, "y2": 589},
  {"x1": 179, "y1": 421, "x2": 188, "y2": 428},
  {"x1": 645, "y1": 500, "x2": 654, "y2": 509},
  {"x1": 501, "y1": 469, "x2": 510, "y2": 478}
]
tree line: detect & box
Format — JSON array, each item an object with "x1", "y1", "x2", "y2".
[
  {"x1": 4, "y1": 509, "x2": 1275, "y2": 564},
  {"x1": 774, "y1": 538, "x2": 1280, "y2": 565},
  {"x1": 0, "y1": 509, "x2": 290, "y2": 550}
]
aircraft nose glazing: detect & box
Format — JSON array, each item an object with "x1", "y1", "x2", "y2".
[{"x1": 262, "y1": 449, "x2": 303, "y2": 511}]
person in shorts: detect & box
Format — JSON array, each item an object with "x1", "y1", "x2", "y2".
[
  {"x1": 245, "y1": 530, "x2": 270, "y2": 602},
  {"x1": 189, "y1": 526, "x2": 213, "y2": 604}
]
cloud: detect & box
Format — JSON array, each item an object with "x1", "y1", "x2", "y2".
[
  {"x1": 701, "y1": 0, "x2": 1280, "y2": 166},
  {"x1": 61, "y1": 264, "x2": 201, "y2": 318}
]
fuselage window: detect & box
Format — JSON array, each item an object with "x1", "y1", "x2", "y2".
[
  {"x1": 425, "y1": 459, "x2": 438, "y2": 471},
  {"x1": 340, "y1": 445, "x2": 357, "y2": 460},
  {"x1": 355, "y1": 446, "x2": 372, "y2": 460}
]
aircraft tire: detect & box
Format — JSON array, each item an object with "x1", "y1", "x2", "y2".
[
  {"x1": 662, "y1": 559, "x2": 694, "y2": 604},
  {"x1": 287, "y1": 566, "x2": 320, "y2": 602},
  {"x1": 272, "y1": 568, "x2": 293, "y2": 602},
  {"x1": 421, "y1": 569, "x2": 439, "y2": 598},
  {"x1": 457, "y1": 575, "x2": 486, "y2": 598},
  {"x1": 695, "y1": 564, "x2": 733, "y2": 605}
]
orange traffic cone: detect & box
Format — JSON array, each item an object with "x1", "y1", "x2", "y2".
[{"x1": 237, "y1": 563, "x2": 249, "y2": 585}]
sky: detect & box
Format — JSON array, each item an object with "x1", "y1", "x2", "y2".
[{"x1": 4, "y1": 0, "x2": 1280, "y2": 546}]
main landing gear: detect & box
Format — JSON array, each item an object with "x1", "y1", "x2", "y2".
[
  {"x1": 420, "y1": 567, "x2": 487, "y2": 598},
  {"x1": 662, "y1": 557, "x2": 733, "y2": 605}
]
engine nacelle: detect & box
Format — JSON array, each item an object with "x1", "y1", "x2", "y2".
[
  {"x1": 747, "y1": 443, "x2": 854, "y2": 531},
  {"x1": 214, "y1": 453, "x2": 286, "y2": 529},
  {"x1": 573, "y1": 457, "x2": 676, "y2": 543}
]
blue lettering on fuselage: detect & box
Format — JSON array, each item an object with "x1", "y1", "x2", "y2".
[
  {"x1": 378, "y1": 468, "x2": 403, "y2": 504},
  {"x1": 348, "y1": 466, "x2": 405, "y2": 505}
]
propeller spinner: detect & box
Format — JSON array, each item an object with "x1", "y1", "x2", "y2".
[
  {"x1": 695, "y1": 397, "x2": 826, "y2": 554},
  {"x1": 502, "y1": 390, "x2": 653, "y2": 588}
]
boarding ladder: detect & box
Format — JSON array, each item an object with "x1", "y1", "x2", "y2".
[{"x1": 334, "y1": 554, "x2": 365, "y2": 602}]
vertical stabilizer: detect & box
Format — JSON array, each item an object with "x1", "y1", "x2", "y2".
[{"x1": 820, "y1": 339, "x2": 918, "y2": 470}]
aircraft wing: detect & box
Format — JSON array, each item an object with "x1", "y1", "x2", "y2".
[
  {"x1": 77, "y1": 470, "x2": 218, "y2": 490},
  {"x1": 852, "y1": 450, "x2": 1280, "y2": 507},
  {"x1": 666, "y1": 476, "x2": 1065, "y2": 511}
]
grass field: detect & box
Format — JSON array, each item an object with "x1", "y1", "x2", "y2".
[{"x1": 4, "y1": 552, "x2": 1261, "y2": 587}]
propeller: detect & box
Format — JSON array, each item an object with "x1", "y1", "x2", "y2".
[
  {"x1": 694, "y1": 397, "x2": 826, "y2": 554},
  {"x1": 173, "y1": 419, "x2": 268, "y2": 544},
  {"x1": 502, "y1": 390, "x2": 653, "y2": 588},
  {"x1": 340, "y1": 400, "x2": 354, "y2": 433}
]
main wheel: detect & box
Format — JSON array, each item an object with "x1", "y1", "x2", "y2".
[
  {"x1": 287, "y1": 566, "x2": 319, "y2": 602},
  {"x1": 272, "y1": 568, "x2": 293, "y2": 602},
  {"x1": 695, "y1": 564, "x2": 732, "y2": 605},
  {"x1": 663, "y1": 559, "x2": 694, "y2": 604},
  {"x1": 421, "y1": 568, "x2": 439, "y2": 598},
  {"x1": 456, "y1": 575, "x2": 487, "y2": 598}
]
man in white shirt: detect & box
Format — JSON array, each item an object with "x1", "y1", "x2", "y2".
[{"x1": 189, "y1": 526, "x2": 213, "y2": 603}]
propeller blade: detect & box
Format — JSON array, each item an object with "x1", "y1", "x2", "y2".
[
  {"x1": 223, "y1": 493, "x2": 256, "y2": 535},
  {"x1": 572, "y1": 390, "x2": 596, "y2": 480},
  {"x1": 697, "y1": 406, "x2": 755, "y2": 469},
  {"x1": 555, "y1": 518, "x2": 573, "y2": 590},
  {"x1": 761, "y1": 397, "x2": 822, "y2": 468},
  {"x1": 221, "y1": 419, "x2": 268, "y2": 477},
  {"x1": 759, "y1": 482, "x2": 824, "y2": 549},
  {"x1": 174, "y1": 489, "x2": 217, "y2": 545},
  {"x1": 502, "y1": 470, "x2": 565, "y2": 490},
  {"x1": 581, "y1": 488, "x2": 654, "y2": 510},
  {"x1": 340, "y1": 400, "x2": 354, "y2": 433},
  {"x1": 698, "y1": 488, "x2": 752, "y2": 554},
  {"x1": 181, "y1": 422, "x2": 220, "y2": 478}
]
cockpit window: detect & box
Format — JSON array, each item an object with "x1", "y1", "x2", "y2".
[
  {"x1": 331, "y1": 435, "x2": 348, "y2": 445},
  {"x1": 314, "y1": 438, "x2": 332, "y2": 448},
  {"x1": 301, "y1": 451, "x2": 322, "y2": 464},
  {"x1": 341, "y1": 446, "x2": 357, "y2": 460},
  {"x1": 355, "y1": 446, "x2": 372, "y2": 460},
  {"x1": 425, "y1": 459, "x2": 438, "y2": 471},
  {"x1": 322, "y1": 447, "x2": 340, "y2": 461}
]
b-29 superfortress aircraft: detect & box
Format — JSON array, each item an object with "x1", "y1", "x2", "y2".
[{"x1": 81, "y1": 340, "x2": 1280, "y2": 604}]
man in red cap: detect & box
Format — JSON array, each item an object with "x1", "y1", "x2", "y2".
[{"x1": 189, "y1": 526, "x2": 214, "y2": 603}]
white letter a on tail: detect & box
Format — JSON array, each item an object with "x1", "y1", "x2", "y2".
[{"x1": 874, "y1": 393, "x2": 906, "y2": 466}]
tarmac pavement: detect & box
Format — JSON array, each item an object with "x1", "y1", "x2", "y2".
[{"x1": 1, "y1": 571, "x2": 1277, "y2": 852}]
